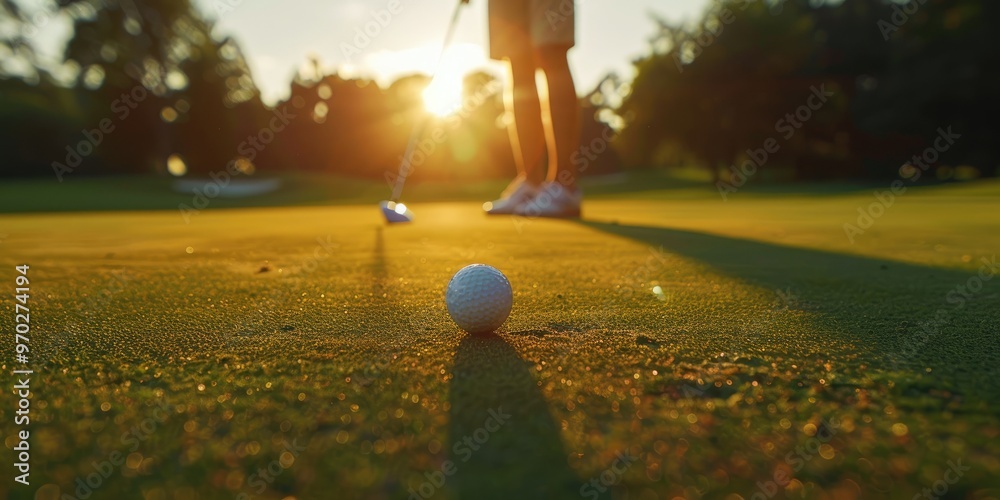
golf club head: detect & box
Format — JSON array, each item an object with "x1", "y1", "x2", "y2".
[{"x1": 380, "y1": 200, "x2": 414, "y2": 224}]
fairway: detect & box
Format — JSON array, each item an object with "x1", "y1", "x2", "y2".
[{"x1": 3, "y1": 181, "x2": 999, "y2": 499}]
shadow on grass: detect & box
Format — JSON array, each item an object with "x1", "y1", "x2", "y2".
[
  {"x1": 446, "y1": 333, "x2": 580, "y2": 499},
  {"x1": 578, "y1": 220, "x2": 1000, "y2": 398}
]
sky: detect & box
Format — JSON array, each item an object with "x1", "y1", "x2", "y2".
[{"x1": 191, "y1": 0, "x2": 712, "y2": 105}]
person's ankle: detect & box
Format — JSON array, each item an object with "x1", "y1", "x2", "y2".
[
  {"x1": 547, "y1": 172, "x2": 577, "y2": 190},
  {"x1": 505, "y1": 175, "x2": 531, "y2": 189},
  {"x1": 545, "y1": 180, "x2": 578, "y2": 192},
  {"x1": 524, "y1": 175, "x2": 545, "y2": 187}
]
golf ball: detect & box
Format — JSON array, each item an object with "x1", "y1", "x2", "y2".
[{"x1": 445, "y1": 264, "x2": 513, "y2": 334}]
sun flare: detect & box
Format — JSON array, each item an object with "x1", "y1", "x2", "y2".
[
  {"x1": 422, "y1": 75, "x2": 465, "y2": 117},
  {"x1": 420, "y1": 44, "x2": 489, "y2": 117},
  {"x1": 352, "y1": 43, "x2": 493, "y2": 117}
]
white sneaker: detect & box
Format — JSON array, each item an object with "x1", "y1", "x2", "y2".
[
  {"x1": 483, "y1": 176, "x2": 538, "y2": 215},
  {"x1": 514, "y1": 182, "x2": 582, "y2": 218}
]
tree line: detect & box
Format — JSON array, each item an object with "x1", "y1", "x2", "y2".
[
  {"x1": 617, "y1": 0, "x2": 998, "y2": 181},
  {"x1": 1, "y1": 0, "x2": 994, "y2": 183}
]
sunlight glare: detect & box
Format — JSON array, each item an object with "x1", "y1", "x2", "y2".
[
  {"x1": 422, "y1": 44, "x2": 487, "y2": 117},
  {"x1": 358, "y1": 43, "x2": 493, "y2": 117},
  {"x1": 423, "y1": 74, "x2": 464, "y2": 117}
]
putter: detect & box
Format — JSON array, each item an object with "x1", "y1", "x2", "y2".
[{"x1": 380, "y1": 0, "x2": 466, "y2": 224}]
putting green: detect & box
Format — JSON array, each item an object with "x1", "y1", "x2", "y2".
[{"x1": 2, "y1": 180, "x2": 999, "y2": 499}]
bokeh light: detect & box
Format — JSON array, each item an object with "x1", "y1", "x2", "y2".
[{"x1": 166, "y1": 154, "x2": 187, "y2": 176}]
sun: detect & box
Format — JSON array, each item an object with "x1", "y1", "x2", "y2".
[
  {"x1": 423, "y1": 75, "x2": 465, "y2": 117},
  {"x1": 420, "y1": 44, "x2": 488, "y2": 117},
  {"x1": 361, "y1": 43, "x2": 493, "y2": 117}
]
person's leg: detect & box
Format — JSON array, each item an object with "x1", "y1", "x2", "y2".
[
  {"x1": 535, "y1": 46, "x2": 579, "y2": 189},
  {"x1": 511, "y1": 0, "x2": 581, "y2": 217},
  {"x1": 484, "y1": 0, "x2": 545, "y2": 214},
  {"x1": 503, "y1": 56, "x2": 546, "y2": 185}
]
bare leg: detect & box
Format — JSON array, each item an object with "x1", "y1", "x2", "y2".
[
  {"x1": 536, "y1": 46, "x2": 580, "y2": 188},
  {"x1": 503, "y1": 56, "x2": 546, "y2": 185}
]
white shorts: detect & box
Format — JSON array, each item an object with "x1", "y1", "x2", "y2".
[{"x1": 488, "y1": 0, "x2": 576, "y2": 60}]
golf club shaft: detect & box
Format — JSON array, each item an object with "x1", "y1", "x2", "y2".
[{"x1": 390, "y1": 0, "x2": 465, "y2": 202}]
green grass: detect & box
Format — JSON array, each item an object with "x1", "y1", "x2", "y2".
[
  {"x1": 0, "y1": 170, "x2": 922, "y2": 213},
  {"x1": 2, "y1": 178, "x2": 999, "y2": 499}
]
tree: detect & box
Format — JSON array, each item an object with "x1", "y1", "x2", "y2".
[
  {"x1": 0, "y1": 0, "x2": 267, "y2": 176},
  {"x1": 617, "y1": 0, "x2": 998, "y2": 181}
]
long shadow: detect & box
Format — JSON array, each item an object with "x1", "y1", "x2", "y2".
[
  {"x1": 446, "y1": 333, "x2": 580, "y2": 499},
  {"x1": 578, "y1": 220, "x2": 1000, "y2": 398},
  {"x1": 363, "y1": 226, "x2": 416, "y2": 355},
  {"x1": 373, "y1": 226, "x2": 387, "y2": 280}
]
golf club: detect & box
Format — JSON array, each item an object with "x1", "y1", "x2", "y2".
[{"x1": 380, "y1": 0, "x2": 467, "y2": 224}]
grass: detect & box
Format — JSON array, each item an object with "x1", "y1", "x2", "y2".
[
  {"x1": 1, "y1": 176, "x2": 999, "y2": 499},
  {"x1": 0, "y1": 169, "x2": 932, "y2": 214}
]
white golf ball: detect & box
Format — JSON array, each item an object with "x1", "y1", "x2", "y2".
[{"x1": 445, "y1": 264, "x2": 513, "y2": 334}]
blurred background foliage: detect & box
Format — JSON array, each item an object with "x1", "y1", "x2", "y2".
[
  {"x1": 0, "y1": 0, "x2": 996, "y2": 183},
  {"x1": 618, "y1": 0, "x2": 998, "y2": 181}
]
